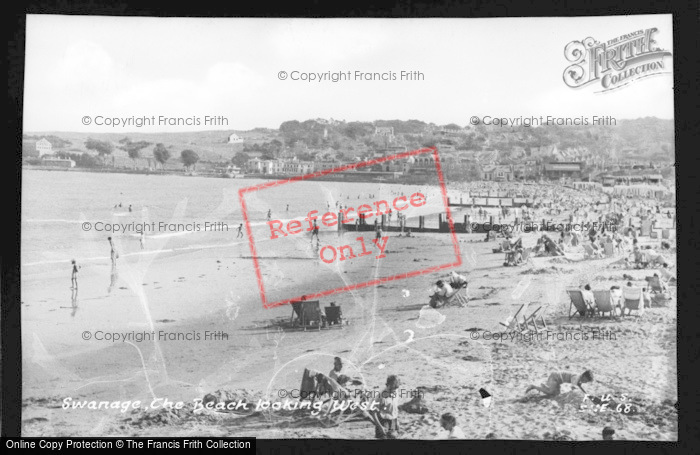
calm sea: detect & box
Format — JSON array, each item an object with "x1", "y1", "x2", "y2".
[{"x1": 22, "y1": 170, "x2": 457, "y2": 270}]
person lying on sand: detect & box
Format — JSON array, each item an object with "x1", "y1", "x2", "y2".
[{"x1": 525, "y1": 370, "x2": 593, "y2": 397}]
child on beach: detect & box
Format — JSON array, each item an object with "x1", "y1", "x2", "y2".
[
  {"x1": 372, "y1": 375, "x2": 401, "y2": 439},
  {"x1": 525, "y1": 370, "x2": 593, "y2": 397},
  {"x1": 237, "y1": 223, "x2": 244, "y2": 238},
  {"x1": 440, "y1": 413, "x2": 466, "y2": 439}
]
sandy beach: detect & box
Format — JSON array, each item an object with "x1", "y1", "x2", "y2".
[{"x1": 21, "y1": 179, "x2": 678, "y2": 440}]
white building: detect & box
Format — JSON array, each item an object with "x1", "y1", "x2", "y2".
[
  {"x1": 228, "y1": 133, "x2": 245, "y2": 144},
  {"x1": 36, "y1": 138, "x2": 53, "y2": 156}
]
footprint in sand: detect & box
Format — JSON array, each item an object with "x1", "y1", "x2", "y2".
[{"x1": 415, "y1": 305, "x2": 446, "y2": 329}]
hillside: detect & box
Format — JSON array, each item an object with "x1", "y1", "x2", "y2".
[{"x1": 23, "y1": 117, "x2": 675, "y2": 165}]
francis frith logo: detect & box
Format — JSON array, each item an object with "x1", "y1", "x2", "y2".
[{"x1": 563, "y1": 27, "x2": 672, "y2": 93}]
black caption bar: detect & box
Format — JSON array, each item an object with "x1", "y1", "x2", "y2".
[{"x1": 2, "y1": 438, "x2": 255, "y2": 450}]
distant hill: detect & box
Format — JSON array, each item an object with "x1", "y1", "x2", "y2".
[
  {"x1": 23, "y1": 117, "x2": 675, "y2": 165},
  {"x1": 21, "y1": 130, "x2": 279, "y2": 162}
]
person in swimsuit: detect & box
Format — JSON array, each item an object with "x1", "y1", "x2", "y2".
[
  {"x1": 108, "y1": 237, "x2": 118, "y2": 266},
  {"x1": 71, "y1": 259, "x2": 79, "y2": 289}
]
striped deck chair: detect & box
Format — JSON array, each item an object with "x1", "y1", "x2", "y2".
[
  {"x1": 446, "y1": 286, "x2": 469, "y2": 307},
  {"x1": 567, "y1": 289, "x2": 591, "y2": 318},
  {"x1": 593, "y1": 290, "x2": 616, "y2": 318},
  {"x1": 622, "y1": 287, "x2": 644, "y2": 316}
]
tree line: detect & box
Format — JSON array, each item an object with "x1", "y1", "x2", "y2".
[{"x1": 81, "y1": 138, "x2": 200, "y2": 170}]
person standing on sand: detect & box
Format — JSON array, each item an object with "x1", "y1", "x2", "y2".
[
  {"x1": 128, "y1": 204, "x2": 132, "y2": 212},
  {"x1": 71, "y1": 259, "x2": 80, "y2": 289},
  {"x1": 372, "y1": 375, "x2": 401, "y2": 439},
  {"x1": 267, "y1": 209, "x2": 272, "y2": 221},
  {"x1": 108, "y1": 237, "x2": 118, "y2": 266},
  {"x1": 139, "y1": 231, "x2": 146, "y2": 250},
  {"x1": 310, "y1": 219, "x2": 320, "y2": 245},
  {"x1": 237, "y1": 223, "x2": 244, "y2": 239}
]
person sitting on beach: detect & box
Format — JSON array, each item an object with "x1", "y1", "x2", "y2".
[
  {"x1": 439, "y1": 413, "x2": 466, "y2": 439},
  {"x1": 642, "y1": 287, "x2": 652, "y2": 308},
  {"x1": 329, "y1": 357, "x2": 349, "y2": 386},
  {"x1": 429, "y1": 280, "x2": 454, "y2": 308},
  {"x1": 610, "y1": 286, "x2": 623, "y2": 311},
  {"x1": 525, "y1": 370, "x2": 594, "y2": 397},
  {"x1": 372, "y1": 375, "x2": 401, "y2": 439},
  {"x1": 602, "y1": 427, "x2": 615, "y2": 440},
  {"x1": 632, "y1": 246, "x2": 648, "y2": 269},
  {"x1": 449, "y1": 271, "x2": 468, "y2": 290},
  {"x1": 581, "y1": 284, "x2": 596, "y2": 314}
]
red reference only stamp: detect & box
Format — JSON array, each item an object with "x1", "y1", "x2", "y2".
[{"x1": 238, "y1": 147, "x2": 461, "y2": 309}]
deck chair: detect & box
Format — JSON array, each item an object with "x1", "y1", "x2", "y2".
[
  {"x1": 583, "y1": 244, "x2": 596, "y2": 259},
  {"x1": 518, "y1": 247, "x2": 533, "y2": 266},
  {"x1": 441, "y1": 287, "x2": 468, "y2": 307},
  {"x1": 622, "y1": 287, "x2": 644, "y2": 316},
  {"x1": 291, "y1": 300, "x2": 324, "y2": 331},
  {"x1": 567, "y1": 289, "x2": 591, "y2": 318},
  {"x1": 299, "y1": 369, "x2": 382, "y2": 429},
  {"x1": 661, "y1": 229, "x2": 670, "y2": 239},
  {"x1": 499, "y1": 304, "x2": 526, "y2": 332},
  {"x1": 522, "y1": 305, "x2": 548, "y2": 333},
  {"x1": 593, "y1": 290, "x2": 616, "y2": 318},
  {"x1": 324, "y1": 305, "x2": 343, "y2": 327},
  {"x1": 646, "y1": 276, "x2": 666, "y2": 294},
  {"x1": 603, "y1": 242, "x2": 615, "y2": 257},
  {"x1": 659, "y1": 268, "x2": 676, "y2": 286}
]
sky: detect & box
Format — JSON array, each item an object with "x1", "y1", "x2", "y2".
[{"x1": 23, "y1": 15, "x2": 674, "y2": 133}]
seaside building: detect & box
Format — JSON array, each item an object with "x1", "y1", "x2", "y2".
[
  {"x1": 543, "y1": 161, "x2": 583, "y2": 179},
  {"x1": 481, "y1": 164, "x2": 514, "y2": 181},
  {"x1": 36, "y1": 138, "x2": 53, "y2": 156},
  {"x1": 228, "y1": 133, "x2": 245, "y2": 144},
  {"x1": 374, "y1": 126, "x2": 395, "y2": 143}
]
